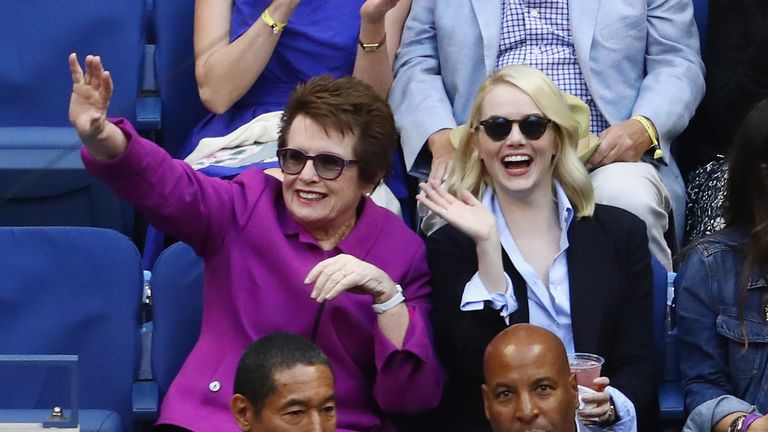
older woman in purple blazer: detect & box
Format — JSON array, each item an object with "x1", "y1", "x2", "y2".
[{"x1": 67, "y1": 53, "x2": 443, "y2": 432}]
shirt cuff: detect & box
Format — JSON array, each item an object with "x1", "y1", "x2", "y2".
[
  {"x1": 460, "y1": 272, "x2": 518, "y2": 318},
  {"x1": 605, "y1": 386, "x2": 637, "y2": 431}
]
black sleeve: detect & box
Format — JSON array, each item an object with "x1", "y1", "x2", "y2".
[{"x1": 425, "y1": 225, "x2": 505, "y2": 431}]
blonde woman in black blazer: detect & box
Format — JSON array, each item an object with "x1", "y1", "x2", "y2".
[{"x1": 416, "y1": 66, "x2": 657, "y2": 432}]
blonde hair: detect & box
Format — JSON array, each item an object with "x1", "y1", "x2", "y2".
[{"x1": 444, "y1": 65, "x2": 595, "y2": 217}]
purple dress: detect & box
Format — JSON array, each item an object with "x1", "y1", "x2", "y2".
[{"x1": 179, "y1": 0, "x2": 365, "y2": 159}]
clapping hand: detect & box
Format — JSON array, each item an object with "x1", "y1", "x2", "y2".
[{"x1": 417, "y1": 180, "x2": 497, "y2": 244}]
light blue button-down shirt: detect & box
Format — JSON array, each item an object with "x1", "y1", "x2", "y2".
[{"x1": 460, "y1": 181, "x2": 575, "y2": 352}]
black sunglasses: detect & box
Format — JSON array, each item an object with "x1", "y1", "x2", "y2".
[
  {"x1": 276, "y1": 148, "x2": 358, "y2": 180},
  {"x1": 477, "y1": 115, "x2": 553, "y2": 141}
]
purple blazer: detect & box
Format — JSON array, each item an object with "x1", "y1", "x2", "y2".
[{"x1": 83, "y1": 119, "x2": 444, "y2": 431}]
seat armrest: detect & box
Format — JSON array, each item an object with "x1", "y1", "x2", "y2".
[{"x1": 135, "y1": 96, "x2": 161, "y2": 131}]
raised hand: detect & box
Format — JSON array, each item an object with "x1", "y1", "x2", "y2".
[
  {"x1": 360, "y1": 0, "x2": 400, "y2": 24},
  {"x1": 417, "y1": 179, "x2": 498, "y2": 244},
  {"x1": 305, "y1": 254, "x2": 397, "y2": 305},
  {"x1": 68, "y1": 53, "x2": 113, "y2": 143}
]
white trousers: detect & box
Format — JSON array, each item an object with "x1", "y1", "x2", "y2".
[{"x1": 591, "y1": 162, "x2": 673, "y2": 271}]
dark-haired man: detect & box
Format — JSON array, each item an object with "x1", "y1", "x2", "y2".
[{"x1": 230, "y1": 333, "x2": 336, "y2": 432}]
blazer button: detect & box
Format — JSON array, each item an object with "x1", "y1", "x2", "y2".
[{"x1": 209, "y1": 380, "x2": 221, "y2": 392}]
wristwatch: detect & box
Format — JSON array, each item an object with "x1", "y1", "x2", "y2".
[{"x1": 372, "y1": 284, "x2": 404, "y2": 314}]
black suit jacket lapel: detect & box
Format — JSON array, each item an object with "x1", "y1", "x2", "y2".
[{"x1": 567, "y1": 216, "x2": 609, "y2": 354}]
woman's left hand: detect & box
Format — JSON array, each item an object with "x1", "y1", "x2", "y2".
[
  {"x1": 578, "y1": 377, "x2": 617, "y2": 425},
  {"x1": 305, "y1": 254, "x2": 397, "y2": 304},
  {"x1": 360, "y1": 0, "x2": 399, "y2": 24}
]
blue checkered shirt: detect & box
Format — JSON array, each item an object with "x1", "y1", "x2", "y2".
[{"x1": 495, "y1": 0, "x2": 610, "y2": 134}]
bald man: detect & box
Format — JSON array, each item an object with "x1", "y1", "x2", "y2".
[{"x1": 482, "y1": 324, "x2": 637, "y2": 432}]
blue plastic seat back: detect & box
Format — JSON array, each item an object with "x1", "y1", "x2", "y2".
[
  {"x1": 0, "y1": 1, "x2": 144, "y2": 126},
  {"x1": 0, "y1": 227, "x2": 143, "y2": 431},
  {"x1": 0, "y1": 127, "x2": 134, "y2": 234},
  {"x1": 693, "y1": 0, "x2": 708, "y2": 50},
  {"x1": 651, "y1": 257, "x2": 667, "y2": 377},
  {"x1": 650, "y1": 257, "x2": 685, "y2": 422},
  {"x1": 150, "y1": 242, "x2": 204, "y2": 397},
  {"x1": 0, "y1": 0, "x2": 144, "y2": 234},
  {"x1": 154, "y1": 0, "x2": 209, "y2": 157}
]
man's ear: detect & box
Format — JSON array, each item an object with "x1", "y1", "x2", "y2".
[
  {"x1": 481, "y1": 384, "x2": 491, "y2": 420},
  {"x1": 230, "y1": 393, "x2": 256, "y2": 432},
  {"x1": 568, "y1": 372, "x2": 579, "y2": 410}
]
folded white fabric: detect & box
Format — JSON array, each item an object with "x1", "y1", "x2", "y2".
[{"x1": 184, "y1": 111, "x2": 284, "y2": 164}]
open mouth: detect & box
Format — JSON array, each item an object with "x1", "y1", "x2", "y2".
[{"x1": 502, "y1": 154, "x2": 533, "y2": 170}]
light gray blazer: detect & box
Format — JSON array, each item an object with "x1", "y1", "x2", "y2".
[{"x1": 390, "y1": 0, "x2": 705, "y2": 227}]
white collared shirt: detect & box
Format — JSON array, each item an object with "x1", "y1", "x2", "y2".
[{"x1": 460, "y1": 181, "x2": 575, "y2": 352}]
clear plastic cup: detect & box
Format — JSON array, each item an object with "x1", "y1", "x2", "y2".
[{"x1": 567, "y1": 353, "x2": 604, "y2": 391}]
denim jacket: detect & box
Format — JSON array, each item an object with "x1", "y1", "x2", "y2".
[{"x1": 676, "y1": 229, "x2": 768, "y2": 428}]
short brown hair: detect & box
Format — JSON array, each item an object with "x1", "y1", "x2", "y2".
[{"x1": 278, "y1": 76, "x2": 397, "y2": 186}]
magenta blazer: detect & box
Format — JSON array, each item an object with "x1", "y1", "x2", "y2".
[{"x1": 83, "y1": 119, "x2": 444, "y2": 431}]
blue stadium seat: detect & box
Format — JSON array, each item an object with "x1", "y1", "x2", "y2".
[
  {"x1": 0, "y1": 227, "x2": 144, "y2": 432},
  {"x1": 153, "y1": 0, "x2": 209, "y2": 157},
  {"x1": 652, "y1": 258, "x2": 684, "y2": 424},
  {"x1": 0, "y1": 1, "x2": 150, "y2": 234},
  {"x1": 143, "y1": 242, "x2": 204, "y2": 417},
  {"x1": 693, "y1": 0, "x2": 709, "y2": 50}
]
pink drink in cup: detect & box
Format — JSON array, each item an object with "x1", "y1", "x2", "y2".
[{"x1": 567, "y1": 353, "x2": 604, "y2": 391}]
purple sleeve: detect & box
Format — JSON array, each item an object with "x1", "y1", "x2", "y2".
[
  {"x1": 371, "y1": 242, "x2": 445, "y2": 413},
  {"x1": 81, "y1": 118, "x2": 264, "y2": 255}
]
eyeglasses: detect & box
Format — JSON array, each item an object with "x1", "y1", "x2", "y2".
[
  {"x1": 276, "y1": 148, "x2": 358, "y2": 180},
  {"x1": 477, "y1": 115, "x2": 553, "y2": 141}
]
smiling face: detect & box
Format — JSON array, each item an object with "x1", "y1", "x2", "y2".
[
  {"x1": 475, "y1": 83, "x2": 558, "y2": 202},
  {"x1": 233, "y1": 364, "x2": 337, "y2": 432},
  {"x1": 281, "y1": 115, "x2": 373, "y2": 240}
]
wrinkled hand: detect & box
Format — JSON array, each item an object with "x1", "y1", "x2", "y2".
[
  {"x1": 305, "y1": 254, "x2": 396, "y2": 304},
  {"x1": 586, "y1": 119, "x2": 651, "y2": 169},
  {"x1": 427, "y1": 129, "x2": 456, "y2": 182},
  {"x1": 417, "y1": 180, "x2": 497, "y2": 244},
  {"x1": 578, "y1": 377, "x2": 616, "y2": 426},
  {"x1": 360, "y1": 0, "x2": 400, "y2": 24},
  {"x1": 68, "y1": 53, "x2": 113, "y2": 143}
]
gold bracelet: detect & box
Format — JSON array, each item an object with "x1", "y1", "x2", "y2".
[
  {"x1": 261, "y1": 9, "x2": 286, "y2": 34},
  {"x1": 631, "y1": 115, "x2": 663, "y2": 159},
  {"x1": 358, "y1": 33, "x2": 387, "y2": 52}
]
